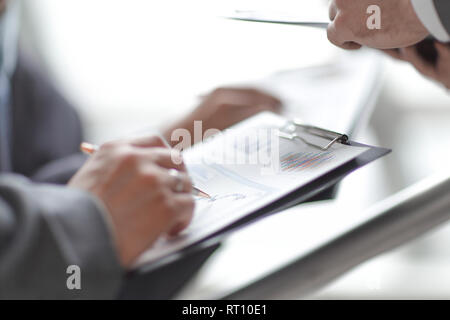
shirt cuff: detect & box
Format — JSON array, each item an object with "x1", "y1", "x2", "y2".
[{"x1": 411, "y1": 0, "x2": 450, "y2": 42}]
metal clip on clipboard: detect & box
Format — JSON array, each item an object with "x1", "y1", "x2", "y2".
[{"x1": 278, "y1": 119, "x2": 349, "y2": 151}]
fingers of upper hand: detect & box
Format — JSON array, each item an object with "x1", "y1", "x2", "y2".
[
  {"x1": 328, "y1": 0, "x2": 368, "y2": 50},
  {"x1": 432, "y1": 43, "x2": 450, "y2": 88},
  {"x1": 327, "y1": 13, "x2": 361, "y2": 50},
  {"x1": 382, "y1": 49, "x2": 405, "y2": 61},
  {"x1": 402, "y1": 46, "x2": 437, "y2": 78},
  {"x1": 329, "y1": 1, "x2": 337, "y2": 21},
  {"x1": 435, "y1": 42, "x2": 450, "y2": 59}
]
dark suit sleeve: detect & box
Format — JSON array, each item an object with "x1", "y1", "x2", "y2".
[
  {"x1": 434, "y1": 0, "x2": 450, "y2": 34},
  {"x1": 11, "y1": 54, "x2": 86, "y2": 184},
  {"x1": 0, "y1": 174, "x2": 123, "y2": 299}
]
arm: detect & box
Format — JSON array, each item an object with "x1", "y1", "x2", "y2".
[
  {"x1": 161, "y1": 87, "x2": 281, "y2": 147},
  {"x1": 0, "y1": 135, "x2": 196, "y2": 299},
  {"x1": 411, "y1": 0, "x2": 450, "y2": 42},
  {"x1": 0, "y1": 174, "x2": 123, "y2": 299}
]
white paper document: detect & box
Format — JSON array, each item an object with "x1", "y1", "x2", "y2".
[{"x1": 136, "y1": 113, "x2": 369, "y2": 267}]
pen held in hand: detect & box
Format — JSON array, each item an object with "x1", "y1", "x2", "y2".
[{"x1": 80, "y1": 142, "x2": 211, "y2": 199}]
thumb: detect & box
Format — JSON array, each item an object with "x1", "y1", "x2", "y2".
[{"x1": 341, "y1": 41, "x2": 363, "y2": 50}]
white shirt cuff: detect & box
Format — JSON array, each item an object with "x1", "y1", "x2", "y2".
[{"x1": 411, "y1": 0, "x2": 450, "y2": 42}]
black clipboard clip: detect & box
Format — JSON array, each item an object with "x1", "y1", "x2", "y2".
[{"x1": 277, "y1": 119, "x2": 349, "y2": 151}]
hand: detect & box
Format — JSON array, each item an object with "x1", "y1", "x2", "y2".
[
  {"x1": 384, "y1": 42, "x2": 450, "y2": 89},
  {"x1": 328, "y1": 0, "x2": 429, "y2": 50},
  {"x1": 69, "y1": 136, "x2": 195, "y2": 267},
  {"x1": 162, "y1": 87, "x2": 282, "y2": 146}
]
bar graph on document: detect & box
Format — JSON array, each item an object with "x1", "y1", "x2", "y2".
[
  {"x1": 186, "y1": 163, "x2": 274, "y2": 234},
  {"x1": 280, "y1": 151, "x2": 335, "y2": 172}
]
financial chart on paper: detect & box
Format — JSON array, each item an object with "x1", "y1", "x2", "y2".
[{"x1": 136, "y1": 113, "x2": 368, "y2": 267}]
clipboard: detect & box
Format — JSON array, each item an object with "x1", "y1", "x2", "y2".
[
  {"x1": 119, "y1": 116, "x2": 390, "y2": 299},
  {"x1": 135, "y1": 122, "x2": 390, "y2": 274}
]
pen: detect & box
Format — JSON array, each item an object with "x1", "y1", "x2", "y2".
[
  {"x1": 80, "y1": 142, "x2": 211, "y2": 199},
  {"x1": 225, "y1": 11, "x2": 329, "y2": 29}
]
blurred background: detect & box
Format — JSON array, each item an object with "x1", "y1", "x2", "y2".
[{"x1": 19, "y1": 0, "x2": 450, "y2": 299}]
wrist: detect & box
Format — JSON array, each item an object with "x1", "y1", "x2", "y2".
[{"x1": 85, "y1": 192, "x2": 130, "y2": 267}]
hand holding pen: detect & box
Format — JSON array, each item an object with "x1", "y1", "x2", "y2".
[
  {"x1": 80, "y1": 142, "x2": 210, "y2": 199},
  {"x1": 68, "y1": 136, "x2": 198, "y2": 267}
]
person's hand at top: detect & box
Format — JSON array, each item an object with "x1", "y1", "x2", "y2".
[
  {"x1": 69, "y1": 136, "x2": 195, "y2": 268},
  {"x1": 162, "y1": 87, "x2": 282, "y2": 146},
  {"x1": 384, "y1": 42, "x2": 450, "y2": 89},
  {"x1": 0, "y1": 1, "x2": 6, "y2": 13},
  {"x1": 328, "y1": 0, "x2": 429, "y2": 50}
]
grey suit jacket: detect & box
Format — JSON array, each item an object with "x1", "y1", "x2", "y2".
[
  {"x1": 0, "y1": 53, "x2": 219, "y2": 300},
  {"x1": 434, "y1": 0, "x2": 450, "y2": 34},
  {"x1": 11, "y1": 54, "x2": 87, "y2": 184},
  {"x1": 0, "y1": 175, "x2": 122, "y2": 299},
  {"x1": 0, "y1": 55, "x2": 123, "y2": 299}
]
